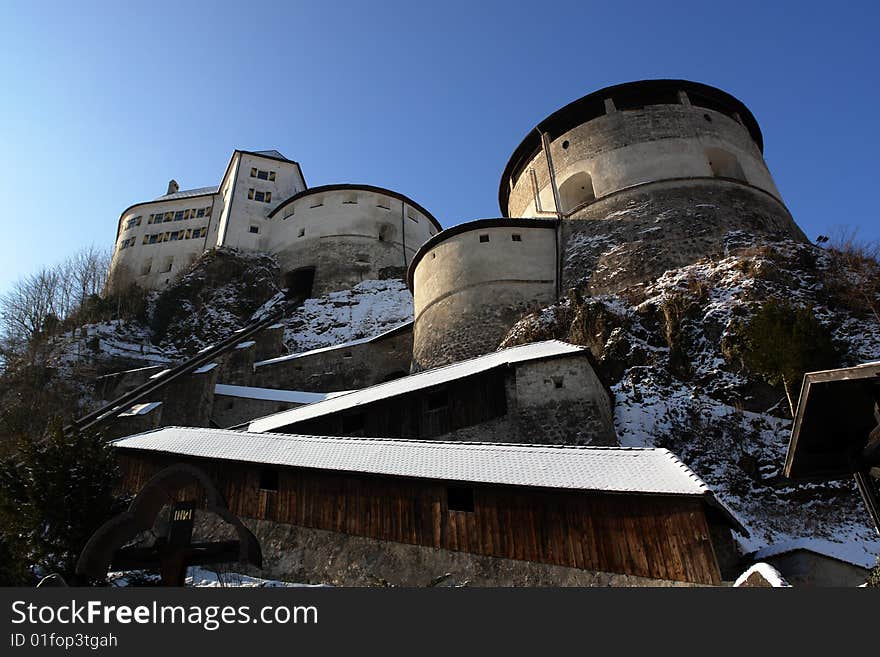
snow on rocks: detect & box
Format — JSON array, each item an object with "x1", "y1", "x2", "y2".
[{"x1": 279, "y1": 279, "x2": 413, "y2": 353}]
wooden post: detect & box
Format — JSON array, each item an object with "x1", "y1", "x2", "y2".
[{"x1": 854, "y1": 471, "x2": 880, "y2": 534}]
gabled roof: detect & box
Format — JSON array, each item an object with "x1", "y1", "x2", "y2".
[
  {"x1": 247, "y1": 340, "x2": 584, "y2": 433},
  {"x1": 114, "y1": 427, "x2": 714, "y2": 498},
  {"x1": 252, "y1": 150, "x2": 287, "y2": 159},
  {"x1": 748, "y1": 538, "x2": 878, "y2": 569}
]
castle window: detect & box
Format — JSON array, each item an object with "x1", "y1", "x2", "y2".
[
  {"x1": 342, "y1": 193, "x2": 358, "y2": 204},
  {"x1": 251, "y1": 168, "x2": 276, "y2": 181},
  {"x1": 376, "y1": 198, "x2": 391, "y2": 210},
  {"x1": 298, "y1": 228, "x2": 305, "y2": 237},
  {"x1": 705, "y1": 147, "x2": 746, "y2": 182},
  {"x1": 161, "y1": 256, "x2": 173, "y2": 273},
  {"x1": 174, "y1": 211, "x2": 184, "y2": 221},
  {"x1": 249, "y1": 225, "x2": 260, "y2": 234},
  {"x1": 257, "y1": 170, "x2": 268, "y2": 180},
  {"x1": 164, "y1": 212, "x2": 173, "y2": 222},
  {"x1": 446, "y1": 486, "x2": 474, "y2": 513},
  {"x1": 258, "y1": 468, "x2": 279, "y2": 492},
  {"x1": 431, "y1": 252, "x2": 436, "y2": 259},
  {"x1": 170, "y1": 231, "x2": 179, "y2": 241},
  {"x1": 407, "y1": 211, "x2": 418, "y2": 223},
  {"x1": 479, "y1": 234, "x2": 489, "y2": 243},
  {"x1": 250, "y1": 167, "x2": 257, "y2": 177},
  {"x1": 196, "y1": 208, "x2": 206, "y2": 218},
  {"x1": 269, "y1": 171, "x2": 276, "y2": 181},
  {"x1": 141, "y1": 260, "x2": 152, "y2": 275},
  {"x1": 511, "y1": 234, "x2": 522, "y2": 242},
  {"x1": 205, "y1": 206, "x2": 212, "y2": 216},
  {"x1": 562, "y1": 140, "x2": 570, "y2": 149},
  {"x1": 185, "y1": 229, "x2": 192, "y2": 239},
  {"x1": 559, "y1": 171, "x2": 595, "y2": 213}
]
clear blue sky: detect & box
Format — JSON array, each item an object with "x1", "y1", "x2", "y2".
[{"x1": 0, "y1": 1, "x2": 877, "y2": 294}]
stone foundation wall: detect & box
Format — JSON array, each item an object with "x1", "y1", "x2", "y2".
[
  {"x1": 203, "y1": 516, "x2": 698, "y2": 587},
  {"x1": 252, "y1": 324, "x2": 413, "y2": 392},
  {"x1": 561, "y1": 179, "x2": 807, "y2": 294}
]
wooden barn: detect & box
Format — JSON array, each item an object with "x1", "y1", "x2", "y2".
[
  {"x1": 113, "y1": 427, "x2": 744, "y2": 585},
  {"x1": 246, "y1": 340, "x2": 617, "y2": 446}
]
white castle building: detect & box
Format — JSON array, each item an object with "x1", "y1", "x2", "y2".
[{"x1": 109, "y1": 149, "x2": 440, "y2": 295}]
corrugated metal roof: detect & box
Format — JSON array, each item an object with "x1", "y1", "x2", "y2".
[
  {"x1": 214, "y1": 385, "x2": 351, "y2": 405},
  {"x1": 114, "y1": 426, "x2": 712, "y2": 497},
  {"x1": 154, "y1": 185, "x2": 220, "y2": 201},
  {"x1": 248, "y1": 340, "x2": 584, "y2": 433}
]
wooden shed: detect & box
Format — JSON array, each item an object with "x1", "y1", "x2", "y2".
[{"x1": 113, "y1": 427, "x2": 744, "y2": 585}]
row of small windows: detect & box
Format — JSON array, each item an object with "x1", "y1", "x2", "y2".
[
  {"x1": 141, "y1": 227, "x2": 207, "y2": 244},
  {"x1": 281, "y1": 195, "x2": 423, "y2": 224},
  {"x1": 125, "y1": 216, "x2": 142, "y2": 229},
  {"x1": 250, "y1": 167, "x2": 276, "y2": 181},
  {"x1": 478, "y1": 233, "x2": 523, "y2": 243},
  {"x1": 248, "y1": 188, "x2": 272, "y2": 203},
  {"x1": 145, "y1": 206, "x2": 212, "y2": 226}
]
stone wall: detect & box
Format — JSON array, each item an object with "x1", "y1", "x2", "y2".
[
  {"x1": 506, "y1": 100, "x2": 777, "y2": 218},
  {"x1": 512, "y1": 358, "x2": 615, "y2": 445},
  {"x1": 200, "y1": 515, "x2": 698, "y2": 587},
  {"x1": 560, "y1": 179, "x2": 807, "y2": 294},
  {"x1": 252, "y1": 324, "x2": 413, "y2": 392}
]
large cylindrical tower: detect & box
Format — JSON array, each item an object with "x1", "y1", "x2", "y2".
[{"x1": 500, "y1": 79, "x2": 807, "y2": 293}]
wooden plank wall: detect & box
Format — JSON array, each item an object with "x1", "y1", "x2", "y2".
[{"x1": 118, "y1": 452, "x2": 722, "y2": 584}]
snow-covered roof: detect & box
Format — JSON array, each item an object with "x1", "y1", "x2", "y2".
[
  {"x1": 254, "y1": 321, "x2": 412, "y2": 368},
  {"x1": 113, "y1": 426, "x2": 716, "y2": 497},
  {"x1": 118, "y1": 401, "x2": 162, "y2": 417},
  {"x1": 153, "y1": 185, "x2": 220, "y2": 201},
  {"x1": 213, "y1": 384, "x2": 350, "y2": 405},
  {"x1": 749, "y1": 538, "x2": 878, "y2": 569},
  {"x1": 733, "y1": 563, "x2": 791, "y2": 587},
  {"x1": 248, "y1": 340, "x2": 584, "y2": 433}
]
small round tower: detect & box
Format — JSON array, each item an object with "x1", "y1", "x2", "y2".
[
  {"x1": 408, "y1": 219, "x2": 557, "y2": 370},
  {"x1": 265, "y1": 184, "x2": 440, "y2": 297},
  {"x1": 500, "y1": 79, "x2": 807, "y2": 293}
]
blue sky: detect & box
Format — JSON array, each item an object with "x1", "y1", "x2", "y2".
[{"x1": 0, "y1": 1, "x2": 877, "y2": 294}]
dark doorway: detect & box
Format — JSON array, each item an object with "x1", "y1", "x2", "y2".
[{"x1": 284, "y1": 267, "x2": 316, "y2": 301}]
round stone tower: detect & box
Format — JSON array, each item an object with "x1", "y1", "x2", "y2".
[
  {"x1": 410, "y1": 79, "x2": 809, "y2": 371},
  {"x1": 500, "y1": 79, "x2": 807, "y2": 293}
]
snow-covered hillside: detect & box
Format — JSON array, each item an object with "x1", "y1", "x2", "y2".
[{"x1": 503, "y1": 235, "x2": 880, "y2": 565}]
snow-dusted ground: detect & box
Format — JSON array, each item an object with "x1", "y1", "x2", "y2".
[
  {"x1": 108, "y1": 568, "x2": 328, "y2": 587},
  {"x1": 277, "y1": 279, "x2": 413, "y2": 353}
]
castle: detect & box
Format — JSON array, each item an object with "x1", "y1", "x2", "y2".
[{"x1": 99, "y1": 80, "x2": 816, "y2": 586}]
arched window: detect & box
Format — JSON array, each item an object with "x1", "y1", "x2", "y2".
[
  {"x1": 705, "y1": 148, "x2": 746, "y2": 182},
  {"x1": 559, "y1": 172, "x2": 595, "y2": 213}
]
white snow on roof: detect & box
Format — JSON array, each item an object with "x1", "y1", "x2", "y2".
[
  {"x1": 114, "y1": 426, "x2": 712, "y2": 496},
  {"x1": 254, "y1": 321, "x2": 412, "y2": 368},
  {"x1": 750, "y1": 538, "x2": 879, "y2": 569},
  {"x1": 214, "y1": 384, "x2": 350, "y2": 405},
  {"x1": 118, "y1": 401, "x2": 162, "y2": 417},
  {"x1": 192, "y1": 363, "x2": 218, "y2": 374},
  {"x1": 734, "y1": 563, "x2": 791, "y2": 587},
  {"x1": 249, "y1": 340, "x2": 583, "y2": 433}
]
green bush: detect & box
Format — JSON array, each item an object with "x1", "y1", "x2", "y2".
[
  {"x1": 731, "y1": 299, "x2": 837, "y2": 415},
  {"x1": 0, "y1": 421, "x2": 121, "y2": 584}
]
